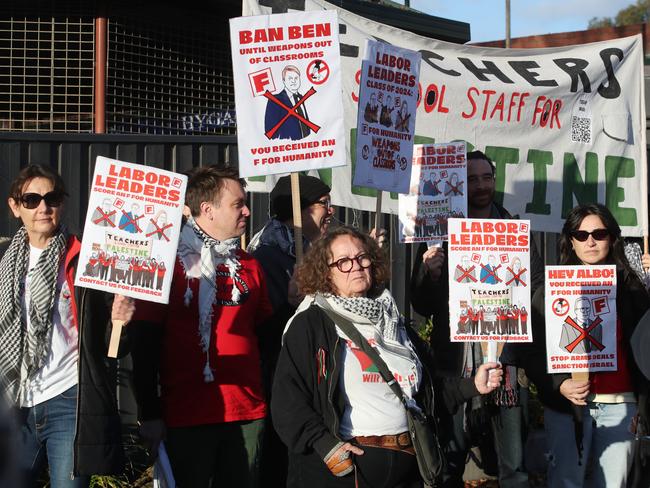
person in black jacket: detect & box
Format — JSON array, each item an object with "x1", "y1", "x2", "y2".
[
  {"x1": 514, "y1": 203, "x2": 650, "y2": 487},
  {"x1": 0, "y1": 165, "x2": 134, "y2": 487},
  {"x1": 410, "y1": 151, "x2": 544, "y2": 488},
  {"x1": 272, "y1": 226, "x2": 502, "y2": 487}
]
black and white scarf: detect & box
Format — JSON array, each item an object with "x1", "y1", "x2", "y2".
[
  {"x1": 177, "y1": 217, "x2": 241, "y2": 383},
  {"x1": 0, "y1": 225, "x2": 68, "y2": 405}
]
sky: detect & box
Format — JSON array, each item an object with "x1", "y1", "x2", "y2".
[{"x1": 408, "y1": 0, "x2": 637, "y2": 43}]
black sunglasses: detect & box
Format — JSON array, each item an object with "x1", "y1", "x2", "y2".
[
  {"x1": 19, "y1": 191, "x2": 66, "y2": 209},
  {"x1": 571, "y1": 229, "x2": 609, "y2": 242}
]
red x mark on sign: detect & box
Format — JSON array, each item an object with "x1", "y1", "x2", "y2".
[
  {"x1": 93, "y1": 208, "x2": 116, "y2": 227},
  {"x1": 505, "y1": 266, "x2": 527, "y2": 286},
  {"x1": 263, "y1": 87, "x2": 321, "y2": 139},
  {"x1": 480, "y1": 263, "x2": 502, "y2": 283},
  {"x1": 564, "y1": 316, "x2": 605, "y2": 353},
  {"x1": 119, "y1": 210, "x2": 143, "y2": 233},
  {"x1": 146, "y1": 219, "x2": 173, "y2": 242},
  {"x1": 455, "y1": 264, "x2": 477, "y2": 282}
]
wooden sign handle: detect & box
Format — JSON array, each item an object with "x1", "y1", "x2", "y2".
[
  {"x1": 107, "y1": 319, "x2": 125, "y2": 358},
  {"x1": 291, "y1": 173, "x2": 304, "y2": 263},
  {"x1": 571, "y1": 371, "x2": 589, "y2": 381}
]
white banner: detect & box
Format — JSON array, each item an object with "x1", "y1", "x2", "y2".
[
  {"x1": 398, "y1": 142, "x2": 467, "y2": 243},
  {"x1": 544, "y1": 265, "x2": 617, "y2": 373},
  {"x1": 353, "y1": 40, "x2": 420, "y2": 193},
  {"x1": 229, "y1": 10, "x2": 346, "y2": 178},
  {"x1": 243, "y1": 0, "x2": 647, "y2": 236},
  {"x1": 448, "y1": 218, "x2": 532, "y2": 342},
  {"x1": 74, "y1": 157, "x2": 187, "y2": 304}
]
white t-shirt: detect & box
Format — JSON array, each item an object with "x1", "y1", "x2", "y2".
[
  {"x1": 337, "y1": 323, "x2": 420, "y2": 438},
  {"x1": 20, "y1": 245, "x2": 79, "y2": 407}
]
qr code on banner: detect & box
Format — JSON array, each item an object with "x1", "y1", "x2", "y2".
[{"x1": 571, "y1": 116, "x2": 592, "y2": 144}]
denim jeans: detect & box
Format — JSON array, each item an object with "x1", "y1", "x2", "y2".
[
  {"x1": 166, "y1": 418, "x2": 265, "y2": 488},
  {"x1": 20, "y1": 384, "x2": 89, "y2": 488},
  {"x1": 544, "y1": 402, "x2": 635, "y2": 488},
  {"x1": 491, "y1": 403, "x2": 529, "y2": 488}
]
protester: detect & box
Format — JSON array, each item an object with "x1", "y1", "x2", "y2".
[
  {"x1": 410, "y1": 151, "x2": 543, "y2": 488},
  {"x1": 518, "y1": 203, "x2": 650, "y2": 487},
  {"x1": 131, "y1": 165, "x2": 273, "y2": 488},
  {"x1": 272, "y1": 226, "x2": 503, "y2": 487},
  {"x1": 249, "y1": 173, "x2": 334, "y2": 486},
  {"x1": 0, "y1": 164, "x2": 134, "y2": 487}
]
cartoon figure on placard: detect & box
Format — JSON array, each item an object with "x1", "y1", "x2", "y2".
[
  {"x1": 119, "y1": 203, "x2": 142, "y2": 234},
  {"x1": 380, "y1": 95, "x2": 394, "y2": 127},
  {"x1": 480, "y1": 255, "x2": 502, "y2": 284},
  {"x1": 520, "y1": 305, "x2": 529, "y2": 335},
  {"x1": 364, "y1": 92, "x2": 379, "y2": 124},
  {"x1": 559, "y1": 297, "x2": 605, "y2": 353},
  {"x1": 309, "y1": 60, "x2": 324, "y2": 83},
  {"x1": 422, "y1": 171, "x2": 441, "y2": 197},
  {"x1": 454, "y1": 255, "x2": 477, "y2": 283},
  {"x1": 505, "y1": 257, "x2": 528, "y2": 287},
  {"x1": 264, "y1": 65, "x2": 315, "y2": 141},
  {"x1": 457, "y1": 308, "x2": 469, "y2": 334},
  {"x1": 92, "y1": 198, "x2": 116, "y2": 227},
  {"x1": 147, "y1": 210, "x2": 173, "y2": 241},
  {"x1": 444, "y1": 172, "x2": 464, "y2": 196},
  {"x1": 156, "y1": 261, "x2": 166, "y2": 290},
  {"x1": 84, "y1": 252, "x2": 99, "y2": 277},
  {"x1": 394, "y1": 100, "x2": 411, "y2": 132}
]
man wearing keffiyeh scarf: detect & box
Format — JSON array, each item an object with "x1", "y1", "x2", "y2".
[{"x1": 131, "y1": 166, "x2": 273, "y2": 488}]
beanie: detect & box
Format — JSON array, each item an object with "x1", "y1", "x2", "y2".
[{"x1": 270, "y1": 174, "x2": 331, "y2": 221}]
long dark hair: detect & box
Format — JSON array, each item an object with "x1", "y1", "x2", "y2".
[{"x1": 559, "y1": 203, "x2": 632, "y2": 272}]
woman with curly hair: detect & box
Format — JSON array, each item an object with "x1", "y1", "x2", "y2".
[{"x1": 271, "y1": 226, "x2": 502, "y2": 487}]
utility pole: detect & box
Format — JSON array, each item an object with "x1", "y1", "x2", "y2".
[{"x1": 505, "y1": 0, "x2": 511, "y2": 48}]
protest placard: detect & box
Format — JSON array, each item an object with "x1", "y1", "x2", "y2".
[
  {"x1": 544, "y1": 265, "x2": 617, "y2": 373},
  {"x1": 352, "y1": 40, "x2": 421, "y2": 193},
  {"x1": 229, "y1": 10, "x2": 346, "y2": 178},
  {"x1": 244, "y1": 0, "x2": 648, "y2": 237},
  {"x1": 448, "y1": 218, "x2": 532, "y2": 342},
  {"x1": 398, "y1": 142, "x2": 466, "y2": 242},
  {"x1": 74, "y1": 156, "x2": 187, "y2": 305}
]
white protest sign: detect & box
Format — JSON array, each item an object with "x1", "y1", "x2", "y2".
[
  {"x1": 448, "y1": 218, "x2": 532, "y2": 342},
  {"x1": 243, "y1": 0, "x2": 647, "y2": 237},
  {"x1": 544, "y1": 265, "x2": 617, "y2": 373},
  {"x1": 398, "y1": 142, "x2": 467, "y2": 242},
  {"x1": 229, "y1": 10, "x2": 346, "y2": 178},
  {"x1": 352, "y1": 40, "x2": 420, "y2": 193},
  {"x1": 74, "y1": 157, "x2": 187, "y2": 304}
]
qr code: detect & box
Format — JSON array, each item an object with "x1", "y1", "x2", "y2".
[{"x1": 571, "y1": 116, "x2": 591, "y2": 144}]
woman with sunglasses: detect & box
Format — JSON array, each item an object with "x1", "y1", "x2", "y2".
[
  {"x1": 271, "y1": 226, "x2": 502, "y2": 487},
  {"x1": 519, "y1": 203, "x2": 650, "y2": 487},
  {"x1": 0, "y1": 165, "x2": 134, "y2": 487}
]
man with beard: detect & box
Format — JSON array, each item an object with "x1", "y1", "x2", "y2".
[{"x1": 410, "y1": 151, "x2": 543, "y2": 488}]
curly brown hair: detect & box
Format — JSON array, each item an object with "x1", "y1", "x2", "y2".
[{"x1": 297, "y1": 226, "x2": 390, "y2": 298}]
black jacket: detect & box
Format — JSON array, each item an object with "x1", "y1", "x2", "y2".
[
  {"x1": 0, "y1": 238, "x2": 125, "y2": 476},
  {"x1": 410, "y1": 202, "x2": 544, "y2": 376},
  {"x1": 271, "y1": 303, "x2": 479, "y2": 485}
]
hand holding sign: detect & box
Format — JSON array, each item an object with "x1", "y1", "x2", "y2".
[{"x1": 108, "y1": 294, "x2": 135, "y2": 358}]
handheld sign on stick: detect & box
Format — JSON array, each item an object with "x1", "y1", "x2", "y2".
[{"x1": 74, "y1": 157, "x2": 188, "y2": 358}]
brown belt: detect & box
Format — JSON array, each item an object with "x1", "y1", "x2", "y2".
[{"x1": 353, "y1": 432, "x2": 415, "y2": 455}]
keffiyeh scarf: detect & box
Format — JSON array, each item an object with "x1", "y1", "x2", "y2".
[
  {"x1": 0, "y1": 225, "x2": 68, "y2": 405},
  {"x1": 323, "y1": 290, "x2": 422, "y2": 396},
  {"x1": 177, "y1": 217, "x2": 241, "y2": 383}
]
